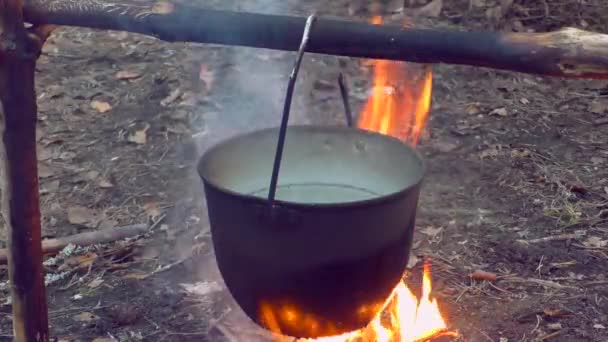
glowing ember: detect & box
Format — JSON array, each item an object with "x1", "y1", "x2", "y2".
[
  {"x1": 357, "y1": 16, "x2": 433, "y2": 147},
  {"x1": 267, "y1": 262, "x2": 455, "y2": 342}
]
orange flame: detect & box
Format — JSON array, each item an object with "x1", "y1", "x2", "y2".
[
  {"x1": 262, "y1": 16, "x2": 443, "y2": 342},
  {"x1": 357, "y1": 16, "x2": 433, "y2": 147},
  {"x1": 265, "y1": 262, "x2": 456, "y2": 342}
]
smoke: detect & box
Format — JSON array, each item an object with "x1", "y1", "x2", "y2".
[{"x1": 173, "y1": 0, "x2": 316, "y2": 340}]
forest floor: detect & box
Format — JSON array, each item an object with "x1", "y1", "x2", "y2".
[{"x1": 1, "y1": 0, "x2": 608, "y2": 341}]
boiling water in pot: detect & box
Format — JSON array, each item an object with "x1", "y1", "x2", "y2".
[{"x1": 250, "y1": 183, "x2": 381, "y2": 203}]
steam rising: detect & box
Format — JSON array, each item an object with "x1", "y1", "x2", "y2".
[{"x1": 184, "y1": 0, "x2": 315, "y2": 340}]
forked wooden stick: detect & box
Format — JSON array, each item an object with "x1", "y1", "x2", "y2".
[
  {"x1": 22, "y1": 0, "x2": 608, "y2": 79},
  {"x1": 0, "y1": 0, "x2": 49, "y2": 340}
]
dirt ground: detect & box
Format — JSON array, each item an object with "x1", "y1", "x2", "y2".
[{"x1": 1, "y1": 0, "x2": 608, "y2": 341}]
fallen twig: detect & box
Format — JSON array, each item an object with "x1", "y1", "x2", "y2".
[
  {"x1": 470, "y1": 270, "x2": 498, "y2": 282},
  {"x1": 502, "y1": 277, "x2": 577, "y2": 290},
  {"x1": 584, "y1": 280, "x2": 608, "y2": 287},
  {"x1": 0, "y1": 224, "x2": 149, "y2": 264},
  {"x1": 518, "y1": 234, "x2": 578, "y2": 244},
  {"x1": 149, "y1": 213, "x2": 167, "y2": 231},
  {"x1": 537, "y1": 329, "x2": 563, "y2": 341},
  {"x1": 141, "y1": 257, "x2": 188, "y2": 279},
  {"x1": 593, "y1": 118, "x2": 608, "y2": 126}
]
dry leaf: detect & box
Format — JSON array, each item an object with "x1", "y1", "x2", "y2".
[
  {"x1": 199, "y1": 64, "x2": 215, "y2": 92},
  {"x1": 466, "y1": 102, "x2": 481, "y2": 115},
  {"x1": 90, "y1": 100, "x2": 112, "y2": 113},
  {"x1": 583, "y1": 236, "x2": 607, "y2": 248},
  {"x1": 37, "y1": 145, "x2": 53, "y2": 161},
  {"x1": 127, "y1": 124, "x2": 150, "y2": 145},
  {"x1": 161, "y1": 89, "x2": 182, "y2": 107},
  {"x1": 406, "y1": 253, "x2": 419, "y2": 269},
  {"x1": 479, "y1": 144, "x2": 507, "y2": 159},
  {"x1": 88, "y1": 278, "x2": 104, "y2": 288},
  {"x1": 420, "y1": 226, "x2": 443, "y2": 237},
  {"x1": 177, "y1": 91, "x2": 198, "y2": 107},
  {"x1": 40, "y1": 180, "x2": 60, "y2": 194},
  {"x1": 489, "y1": 107, "x2": 508, "y2": 116},
  {"x1": 38, "y1": 163, "x2": 54, "y2": 178},
  {"x1": 85, "y1": 170, "x2": 100, "y2": 180},
  {"x1": 519, "y1": 97, "x2": 530, "y2": 105},
  {"x1": 98, "y1": 178, "x2": 114, "y2": 188},
  {"x1": 589, "y1": 100, "x2": 608, "y2": 114},
  {"x1": 60, "y1": 252, "x2": 99, "y2": 271},
  {"x1": 413, "y1": 0, "x2": 443, "y2": 17},
  {"x1": 59, "y1": 151, "x2": 76, "y2": 161},
  {"x1": 143, "y1": 201, "x2": 161, "y2": 218},
  {"x1": 92, "y1": 338, "x2": 117, "y2": 342},
  {"x1": 67, "y1": 205, "x2": 99, "y2": 226},
  {"x1": 510, "y1": 148, "x2": 531, "y2": 159},
  {"x1": 547, "y1": 323, "x2": 562, "y2": 331},
  {"x1": 122, "y1": 272, "x2": 149, "y2": 280},
  {"x1": 543, "y1": 308, "x2": 566, "y2": 318},
  {"x1": 72, "y1": 312, "x2": 100, "y2": 322},
  {"x1": 115, "y1": 70, "x2": 142, "y2": 80},
  {"x1": 180, "y1": 282, "x2": 223, "y2": 296},
  {"x1": 152, "y1": 1, "x2": 174, "y2": 14},
  {"x1": 97, "y1": 218, "x2": 118, "y2": 230},
  {"x1": 594, "y1": 324, "x2": 606, "y2": 329}
]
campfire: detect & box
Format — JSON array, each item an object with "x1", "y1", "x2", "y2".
[
  {"x1": 259, "y1": 17, "x2": 454, "y2": 342},
  {"x1": 264, "y1": 262, "x2": 457, "y2": 342},
  {"x1": 358, "y1": 16, "x2": 433, "y2": 147}
]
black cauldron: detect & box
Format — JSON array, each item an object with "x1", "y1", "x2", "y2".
[{"x1": 198, "y1": 125, "x2": 424, "y2": 338}]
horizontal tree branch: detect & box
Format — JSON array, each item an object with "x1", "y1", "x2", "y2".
[{"x1": 22, "y1": 0, "x2": 608, "y2": 79}]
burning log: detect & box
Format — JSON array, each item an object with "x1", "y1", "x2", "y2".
[
  {"x1": 22, "y1": 0, "x2": 608, "y2": 79},
  {"x1": 0, "y1": 0, "x2": 50, "y2": 340}
]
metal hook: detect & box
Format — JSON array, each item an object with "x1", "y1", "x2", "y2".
[{"x1": 267, "y1": 14, "x2": 317, "y2": 205}]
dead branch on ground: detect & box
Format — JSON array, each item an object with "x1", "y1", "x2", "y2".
[{"x1": 0, "y1": 224, "x2": 150, "y2": 264}]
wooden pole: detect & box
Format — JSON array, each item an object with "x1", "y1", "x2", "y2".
[
  {"x1": 22, "y1": 0, "x2": 608, "y2": 79},
  {"x1": 0, "y1": 0, "x2": 49, "y2": 340}
]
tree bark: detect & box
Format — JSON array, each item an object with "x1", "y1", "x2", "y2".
[
  {"x1": 22, "y1": 0, "x2": 608, "y2": 79},
  {"x1": 0, "y1": 0, "x2": 49, "y2": 340}
]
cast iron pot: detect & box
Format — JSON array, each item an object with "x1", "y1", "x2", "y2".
[{"x1": 198, "y1": 125, "x2": 425, "y2": 338}]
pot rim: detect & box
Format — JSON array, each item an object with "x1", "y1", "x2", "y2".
[{"x1": 197, "y1": 125, "x2": 427, "y2": 209}]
